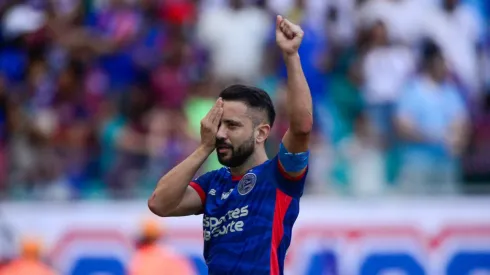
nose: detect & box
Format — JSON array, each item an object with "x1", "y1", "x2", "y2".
[{"x1": 216, "y1": 124, "x2": 227, "y2": 140}]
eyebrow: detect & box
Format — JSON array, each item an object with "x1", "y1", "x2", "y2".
[{"x1": 222, "y1": 119, "x2": 244, "y2": 126}]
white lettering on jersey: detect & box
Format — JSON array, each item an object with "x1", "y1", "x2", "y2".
[
  {"x1": 203, "y1": 205, "x2": 249, "y2": 241},
  {"x1": 208, "y1": 189, "x2": 216, "y2": 196},
  {"x1": 221, "y1": 188, "x2": 233, "y2": 200}
]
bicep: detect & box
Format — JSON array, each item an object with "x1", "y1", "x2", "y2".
[
  {"x1": 165, "y1": 186, "x2": 203, "y2": 217},
  {"x1": 282, "y1": 129, "x2": 310, "y2": 153}
]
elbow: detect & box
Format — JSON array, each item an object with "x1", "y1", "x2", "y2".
[
  {"x1": 147, "y1": 199, "x2": 163, "y2": 217},
  {"x1": 290, "y1": 127, "x2": 312, "y2": 136},
  {"x1": 147, "y1": 195, "x2": 168, "y2": 217},
  {"x1": 290, "y1": 115, "x2": 313, "y2": 136}
]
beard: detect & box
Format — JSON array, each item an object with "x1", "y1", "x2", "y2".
[{"x1": 216, "y1": 135, "x2": 255, "y2": 168}]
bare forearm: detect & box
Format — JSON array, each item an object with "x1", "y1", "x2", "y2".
[
  {"x1": 397, "y1": 123, "x2": 429, "y2": 142},
  {"x1": 453, "y1": 119, "x2": 470, "y2": 142},
  {"x1": 449, "y1": 119, "x2": 470, "y2": 155},
  {"x1": 396, "y1": 118, "x2": 435, "y2": 143},
  {"x1": 148, "y1": 145, "x2": 212, "y2": 215},
  {"x1": 284, "y1": 53, "x2": 313, "y2": 134}
]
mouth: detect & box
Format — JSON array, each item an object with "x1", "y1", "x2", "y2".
[
  {"x1": 217, "y1": 148, "x2": 230, "y2": 154},
  {"x1": 217, "y1": 145, "x2": 232, "y2": 153}
]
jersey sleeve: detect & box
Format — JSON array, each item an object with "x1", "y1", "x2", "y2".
[
  {"x1": 189, "y1": 170, "x2": 215, "y2": 205},
  {"x1": 271, "y1": 143, "x2": 309, "y2": 198}
]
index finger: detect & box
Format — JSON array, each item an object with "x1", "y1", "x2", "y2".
[
  {"x1": 204, "y1": 98, "x2": 223, "y2": 120},
  {"x1": 276, "y1": 15, "x2": 283, "y2": 31},
  {"x1": 215, "y1": 97, "x2": 223, "y2": 107},
  {"x1": 210, "y1": 98, "x2": 224, "y2": 124},
  {"x1": 283, "y1": 19, "x2": 303, "y2": 34},
  {"x1": 211, "y1": 105, "x2": 223, "y2": 125}
]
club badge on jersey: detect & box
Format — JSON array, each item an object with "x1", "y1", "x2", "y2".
[{"x1": 237, "y1": 173, "x2": 257, "y2": 195}]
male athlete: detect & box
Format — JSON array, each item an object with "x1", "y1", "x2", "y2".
[{"x1": 148, "y1": 15, "x2": 313, "y2": 275}]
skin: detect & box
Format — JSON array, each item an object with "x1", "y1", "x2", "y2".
[
  {"x1": 215, "y1": 101, "x2": 269, "y2": 173},
  {"x1": 148, "y1": 15, "x2": 313, "y2": 217}
]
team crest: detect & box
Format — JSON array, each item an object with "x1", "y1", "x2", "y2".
[{"x1": 237, "y1": 173, "x2": 257, "y2": 195}]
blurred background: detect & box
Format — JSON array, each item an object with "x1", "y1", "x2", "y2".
[{"x1": 0, "y1": 0, "x2": 489, "y2": 274}]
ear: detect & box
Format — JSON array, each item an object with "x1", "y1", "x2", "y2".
[{"x1": 255, "y1": 124, "x2": 271, "y2": 144}]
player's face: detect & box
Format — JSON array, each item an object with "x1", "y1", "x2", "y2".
[{"x1": 216, "y1": 101, "x2": 256, "y2": 168}]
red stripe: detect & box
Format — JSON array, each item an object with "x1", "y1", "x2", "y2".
[
  {"x1": 232, "y1": 175, "x2": 243, "y2": 181},
  {"x1": 277, "y1": 159, "x2": 307, "y2": 181},
  {"x1": 189, "y1": 182, "x2": 206, "y2": 204},
  {"x1": 270, "y1": 189, "x2": 292, "y2": 275}
]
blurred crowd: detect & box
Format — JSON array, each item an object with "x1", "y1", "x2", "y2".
[
  {"x1": 0, "y1": 0, "x2": 488, "y2": 200},
  {"x1": 0, "y1": 218, "x2": 197, "y2": 275}
]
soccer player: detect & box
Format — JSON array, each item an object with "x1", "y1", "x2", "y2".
[{"x1": 148, "y1": 15, "x2": 312, "y2": 275}]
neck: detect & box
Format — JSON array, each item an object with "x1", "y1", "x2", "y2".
[
  {"x1": 229, "y1": 149, "x2": 268, "y2": 176},
  {"x1": 425, "y1": 72, "x2": 444, "y2": 85}
]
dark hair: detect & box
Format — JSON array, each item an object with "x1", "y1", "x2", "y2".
[
  {"x1": 421, "y1": 39, "x2": 443, "y2": 65},
  {"x1": 219, "y1": 84, "x2": 276, "y2": 128}
]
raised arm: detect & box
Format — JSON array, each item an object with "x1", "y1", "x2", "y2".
[
  {"x1": 148, "y1": 99, "x2": 223, "y2": 217},
  {"x1": 275, "y1": 16, "x2": 313, "y2": 178}
]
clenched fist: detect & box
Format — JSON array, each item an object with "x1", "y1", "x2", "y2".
[
  {"x1": 200, "y1": 98, "x2": 224, "y2": 152},
  {"x1": 276, "y1": 15, "x2": 304, "y2": 56}
]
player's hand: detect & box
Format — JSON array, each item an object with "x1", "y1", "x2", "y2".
[
  {"x1": 200, "y1": 98, "x2": 224, "y2": 152},
  {"x1": 275, "y1": 15, "x2": 304, "y2": 56}
]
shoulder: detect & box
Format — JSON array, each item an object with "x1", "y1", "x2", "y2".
[
  {"x1": 404, "y1": 77, "x2": 423, "y2": 92},
  {"x1": 235, "y1": 159, "x2": 277, "y2": 183},
  {"x1": 195, "y1": 167, "x2": 226, "y2": 178},
  {"x1": 256, "y1": 158, "x2": 278, "y2": 173},
  {"x1": 399, "y1": 77, "x2": 423, "y2": 101},
  {"x1": 443, "y1": 81, "x2": 461, "y2": 94},
  {"x1": 193, "y1": 167, "x2": 229, "y2": 185}
]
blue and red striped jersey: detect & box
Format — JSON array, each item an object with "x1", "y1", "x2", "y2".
[{"x1": 189, "y1": 155, "x2": 308, "y2": 275}]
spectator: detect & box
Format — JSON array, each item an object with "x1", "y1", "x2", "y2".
[
  {"x1": 395, "y1": 40, "x2": 469, "y2": 194},
  {"x1": 305, "y1": 129, "x2": 335, "y2": 195},
  {"x1": 50, "y1": 60, "x2": 93, "y2": 197},
  {"x1": 256, "y1": 44, "x2": 283, "y2": 102},
  {"x1": 326, "y1": 0, "x2": 357, "y2": 48},
  {"x1": 197, "y1": 0, "x2": 271, "y2": 83},
  {"x1": 87, "y1": 0, "x2": 143, "y2": 91},
  {"x1": 0, "y1": 0, "x2": 489, "y2": 199},
  {"x1": 0, "y1": 237, "x2": 57, "y2": 275},
  {"x1": 150, "y1": 27, "x2": 192, "y2": 109},
  {"x1": 128, "y1": 219, "x2": 196, "y2": 275},
  {"x1": 361, "y1": 20, "x2": 415, "y2": 146},
  {"x1": 0, "y1": 75, "x2": 7, "y2": 191},
  {"x1": 422, "y1": 0, "x2": 483, "y2": 96},
  {"x1": 337, "y1": 112, "x2": 385, "y2": 196},
  {"x1": 159, "y1": 0, "x2": 198, "y2": 28},
  {"x1": 143, "y1": 108, "x2": 197, "y2": 193},
  {"x1": 327, "y1": 41, "x2": 364, "y2": 143},
  {"x1": 356, "y1": 0, "x2": 428, "y2": 45},
  {"x1": 103, "y1": 85, "x2": 152, "y2": 198}
]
